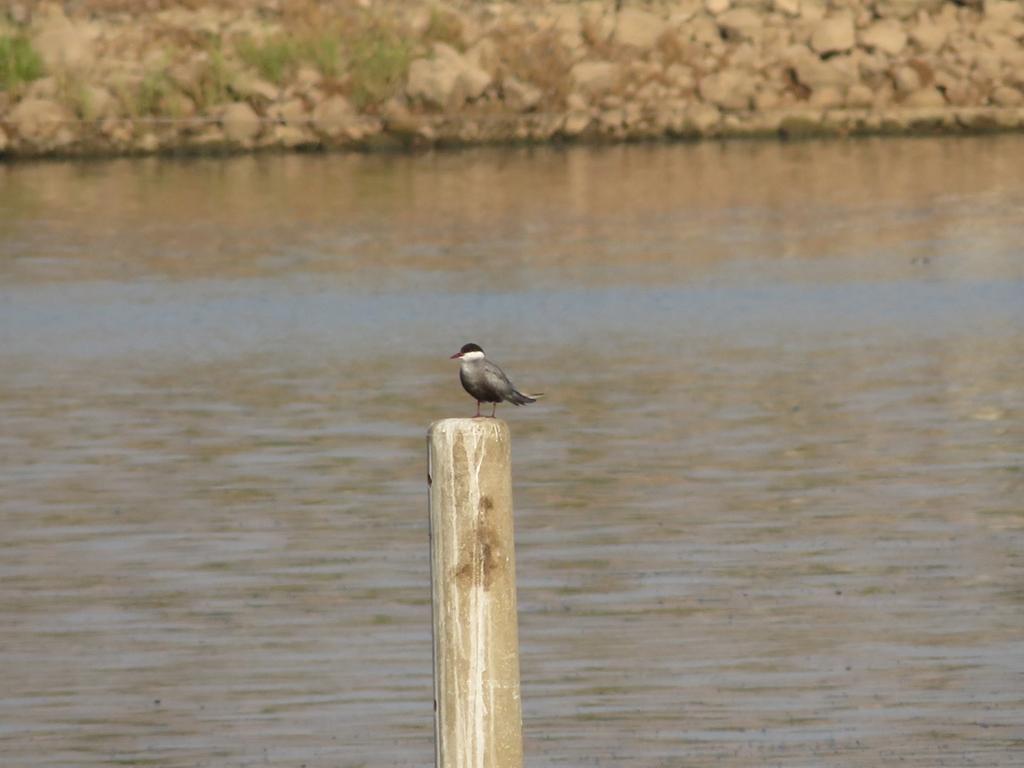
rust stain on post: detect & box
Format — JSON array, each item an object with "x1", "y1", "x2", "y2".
[{"x1": 428, "y1": 418, "x2": 523, "y2": 768}]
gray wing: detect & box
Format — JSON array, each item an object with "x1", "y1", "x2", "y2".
[
  {"x1": 483, "y1": 360, "x2": 537, "y2": 405},
  {"x1": 482, "y1": 360, "x2": 516, "y2": 400}
]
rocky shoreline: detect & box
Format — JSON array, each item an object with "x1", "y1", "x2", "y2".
[{"x1": 2, "y1": 0, "x2": 1024, "y2": 159}]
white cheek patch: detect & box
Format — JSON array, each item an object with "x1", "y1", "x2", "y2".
[{"x1": 461, "y1": 350, "x2": 485, "y2": 361}]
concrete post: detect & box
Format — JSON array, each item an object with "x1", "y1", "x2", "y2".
[{"x1": 427, "y1": 418, "x2": 523, "y2": 768}]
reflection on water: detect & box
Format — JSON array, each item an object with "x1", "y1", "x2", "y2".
[{"x1": 1, "y1": 138, "x2": 1023, "y2": 767}]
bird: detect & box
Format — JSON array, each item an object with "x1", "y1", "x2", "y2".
[{"x1": 449, "y1": 343, "x2": 541, "y2": 418}]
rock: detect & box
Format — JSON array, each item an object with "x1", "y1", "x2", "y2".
[
  {"x1": 580, "y1": 4, "x2": 616, "y2": 45},
  {"x1": 746, "y1": 111, "x2": 783, "y2": 133},
  {"x1": 343, "y1": 116, "x2": 381, "y2": 143},
  {"x1": 859, "y1": 21, "x2": 907, "y2": 56},
  {"x1": 562, "y1": 111, "x2": 592, "y2": 136},
  {"x1": 872, "y1": 81, "x2": 897, "y2": 108},
  {"x1": 652, "y1": 100, "x2": 684, "y2": 133},
  {"x1": 430, "y1": 44, "x2": 490, "y2": 100},
  {"x1": 232, "y1": 74, "x2": 279, "y2": 105},
  {"x1": 271, "y1": 124, "x2": 313, "y2": 148},
  {"x1": 686, "y1": 102, "x2": 721, "y2": 132},
  {"x1": 800, "y1": 1, "x2": 827, "y2": 23},
  {"x1": 294, "y1": 66, "x2": 323, "y2": 92},
  {"x1": 935, "y1": 73, "x2": 976, "y2": 107},
  {"x1": 627, "y1": 60, "x2": 661, "y2": 85},
  {"x1": 406, "y1": 43, "x2": 490, "y2": 109},
  {"x1": 858, "y1": 113, "x2": 883, "y2": 131},
  {"x1": 698, "y1": 70, "x2": 755, "y2": 111},
  {"x1": 810, "y1": 14, "x2": 855, "y2": 55},
  {"x1": 904, "y1": 87, "x2": 945, "y2": 107},
  {"x1": 880, "y1": 105, "x2": 937, "y2": 132},
  {"x1": 502, "y1": 76, "x2": 542, "y2": 112},
  {"x1": 268, "y1": 98, "x2": 307, "y2": 125},
  {"x1": 704, "y1": 0, "x2": 730, "y2": 16},
  {"x1": 380, "y1": 99, "x2": 420, "y2": 136},
  {"x1": 995, "y1": 109, "x2": 1023, "y2": 129},
  {"x1": 220, "y1": 102, "x2": 261, "y2": 143},
  {"x1": 548, "y1": 4, "x2": 584, "y2": 50},
  {"x1": 721, "y1": 113, "x2": 744, "y2": 132},
  {"x1": 717, "y1": 8, "x2": 762, "y2": 41},
  {"x1": 668, "y1": 4, "x2": 700, "y2": 25},
  {"x1": 909, "y1": 20, "x2": 948, "y2": 52},
  {"x1": 992, "y1": 86, "x2": 1024, "y2": 107},
  {"x1": 136, "y1": 132, "x2": 160, "y2": 153},
  {"x1": 985, "y1": 1, "x2": 1021, "y2": 22},
  {"x1": 985, "y1": 33, "x2": 1024, "y2": 65},
  {"x1": 192, "y1": 125, "x2": 226, "y2": 147},
  {"x1": 685, "y1": 17, "x2": 725, "y2": 48},
  {"x1": 31, "y1": 5, "x2": 99, "y2": 71},
  {"x1": 623, "y1": 102, "x2": 644, "y2": 128},
  {"x1": 684, "y1": 103, "x2": 716, "y2": 135},
  {"x1": 774, "y1": 0, "x2": 801, "y2": 16},
  {"x1": 634, "y1": 79, "x2": 664, "y2": 106},
  {"x1": 460, "y1": 64, "x2": 491, "y2": 101},
  {"x1": 972, "y1": 50, "x2": 1003, "y2": 82},
  {"x1": 614, "y1": 8, "x2": 665, "y2": 48},
  {"x1": 857, "y1": 51, "x2": 890, "y2": 78},
  {"x1": 566, "y1": 92, "x2": 588, "y2": 112},
  {"x1": 845, "y1": 83, "x2": 874, "y2": 107},
  {"x1": 996, "y1": 108, "x2": 1024, "y2": 129},
  {"x1": 778, "y1": 110, "x2": 827, "y2": 137},
  {"x1": 598, "y1": 107, "x2": 624, "y2": 133},
  {"x1": 943, "y1": 31, "x2": 972, "y2": 66},
  {"x1": 951, "y1": 108, "x2": 984, "y2": 131},
  {"x1": 100, "y1": 117, "x2": 133, "y2": 146},
  {"x1": 664, "y1": 63, "x2": 695, "y2": 91},
  {"x1": 407, "y1": 57, "x2": 460, "y2": 109},
  {"x1": 788, "y1": 48, "x2": 858, "y2": 89},
  {"x1": 823, "y1": 110, "x2": 862, "y2": 133},
  {"x1": 754, "y1": 88, "x2": 782, "y2": 110},
  {"x1": 7, "y1": 98, "x2": 72, "y2": 145},
  {"x1": 79, "y1": 85, "x2": 117, "y2": 120},
  {"x1": 893, "y1": 65, "x2": 921, "y2": 95},
  {"x1": 809, "y1": 85, "x2": 843, "y2": 109},
  {"x1": 570, "y1": 60, "x2": 621, "y2": 100},
  {"x1": 312, "y1": 95, "x2": 354, "y2": 138},
  {"x1": 729, "y1": 43, "x2": 761, "y2": 70},
  {"x1": 465, "y1": 38, "x2": 499, "y2": 77}
]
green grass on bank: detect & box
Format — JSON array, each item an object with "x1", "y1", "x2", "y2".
[
  {"x1": 237, "y1": 33, "x2": 342, "y2": 84},
  {"x1": 235, "y1": 18, "x2": 414, "y2": 109},
  {"x1": 0, "y1": 34, "x2": 44, "y2": 91},
  {"x1": 347, "y1": 23, "x2": 413, "y2": 109}
]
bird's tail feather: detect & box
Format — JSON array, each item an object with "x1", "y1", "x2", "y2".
[{"x1": 508, "y1": 390, "x2": 543, "y2": 406}]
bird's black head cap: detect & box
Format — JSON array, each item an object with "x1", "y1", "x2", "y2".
[{"x1": 460, "y1": 343, "x2": 484, "y2": 354}]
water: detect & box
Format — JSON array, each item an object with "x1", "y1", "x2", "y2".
[{"x1": 1, "y1": 137, "x2": 1023, "y2": 767}]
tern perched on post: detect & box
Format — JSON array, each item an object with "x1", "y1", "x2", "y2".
[{"x1": 449, "y1": 343, "x2": 541, "y2": 418}]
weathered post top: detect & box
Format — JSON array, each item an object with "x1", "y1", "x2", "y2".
[
  {"x1": 428, "y1": 418, "x2": 511, "y2": 488},
  {"x1": 427, "y1": 417, "x2": 523, "y2": 768}
]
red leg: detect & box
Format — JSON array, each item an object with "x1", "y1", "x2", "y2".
[{"x1": 474, "y1": 401, "x2": 481, "y2": 418}]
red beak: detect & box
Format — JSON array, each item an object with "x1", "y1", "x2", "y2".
[{"x1": 449, "y1": 352, "x2": 463, "y2": 359}]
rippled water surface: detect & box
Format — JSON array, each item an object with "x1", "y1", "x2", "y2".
[{"x1": 1, "y1": 138, "x2": 1023, "y2": 767}]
